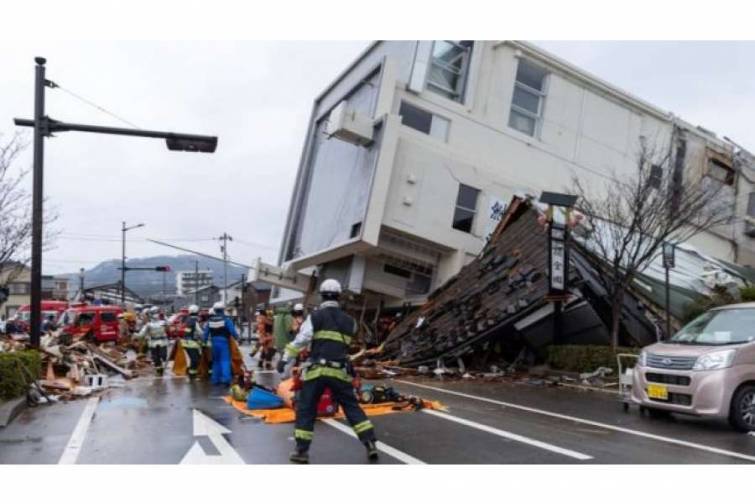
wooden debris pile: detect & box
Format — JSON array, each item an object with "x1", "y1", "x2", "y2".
[{"x1": 1, "y1": 331, "x2": 154, "y2": 401}]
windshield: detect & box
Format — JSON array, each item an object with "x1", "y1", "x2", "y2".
[
  {"x1": 16, "y1": 310, "x2": 57, "y2": 322},
  {"x1": 671, "y1": 308, "x2": 755, "y2": 345}
]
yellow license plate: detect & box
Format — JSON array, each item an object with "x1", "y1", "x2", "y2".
[{"x1": 647, "y1": 384, "x2": 668, "y2": 400}]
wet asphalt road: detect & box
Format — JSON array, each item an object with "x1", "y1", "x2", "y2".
[{"x1": 2, "y1": 356, "x2": 755, "y2": 464}]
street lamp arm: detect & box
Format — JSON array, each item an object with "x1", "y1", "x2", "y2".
[{"x1": 14, "y1": 117, "x2": 218, "y2": 153}]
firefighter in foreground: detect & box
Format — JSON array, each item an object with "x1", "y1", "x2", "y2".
[
  {"x1": 137, "y1": 307, "x2": 169, "y2": 376},
  {"x1": 203, "y1": 301, "x2": 239, "y2": 385},
  {"x1": 277, "y1": 279, "x2": 378, "y2": 464},
  {"x1": 182, "y1": 304, "x2": 204, "y2": 380}
]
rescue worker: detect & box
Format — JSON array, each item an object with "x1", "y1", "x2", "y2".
[
  {"x1": 182, "y1": 304, "x2": 204, "y2": 380},
  {"x1": 272, "y1": 304, "x2": 293, "y2": 355},
  {"x1": 137, "y1": 307, "x2": 169, "y2": 376},
  {"x1": 203, "y1": 301, "x2": 239, "y2": 385},
  {"x1": 277, "y1": 279, "x2": 378, "y2": 464},
  {"x1": 117, "y1": 313, "x2": 130, "y2": 345},
  {"x1": 41, "y1": 314, "x2": 57, "y2": 334},
  {"x1": 291, "y1": 303, "x2": 305, "y2": 335},
  {"x1": 255, "y1": 307, "x2": 275, "y2": 370}
]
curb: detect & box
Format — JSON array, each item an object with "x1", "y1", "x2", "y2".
[{"x1": 0, "y1": 396, "x2": 27, "y2": 428}]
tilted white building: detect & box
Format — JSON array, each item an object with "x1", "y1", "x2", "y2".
[{"x1": 276, "y1": 41, "x2": 755, "y2": 306}]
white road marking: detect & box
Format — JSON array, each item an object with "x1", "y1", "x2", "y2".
[
  {"x1": 422, "y1": 409, "x2": 592, "y2": 460},
  {"x1": 321, "y1": 418, "x2": 426, "y2": 464},
  {"x1": 396, "y1": 380, "x2": 755, "y2": 463},
  {"x1": 58, "y1": 396, "x2": 100, "y2": 464},
  {"x1": 180, "y1": 409, "x2": 244, "y2": 464}
]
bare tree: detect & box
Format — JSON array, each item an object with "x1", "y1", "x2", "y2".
[
  {"x1": 571, "y1": 135, "x2": 733, "y2": 347},
  {"x1": 0, "y1": 133, "x2": 32, "y2": 284}
]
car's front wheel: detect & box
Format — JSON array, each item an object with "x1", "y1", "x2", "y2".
[{"x1": 729, "y1": 384, "x2": 755, "y2": 432}]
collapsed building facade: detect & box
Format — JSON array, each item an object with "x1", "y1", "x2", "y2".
[
  {"x1": 271, "y1": 40, "x2": 755, "y2": 310},
  {"x1": 380, "y1": 196, "x2": 754, "y2": 366}
]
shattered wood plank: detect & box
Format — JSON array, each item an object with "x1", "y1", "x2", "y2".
[{"x1": 92, "y1": 354, "x2": 134, "y2": 379}]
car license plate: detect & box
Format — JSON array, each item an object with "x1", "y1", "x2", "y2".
[{"x1": 647, "y1": 384, "x2": 668, "y2": 400}]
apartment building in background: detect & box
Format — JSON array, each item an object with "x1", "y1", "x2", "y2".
[
  {"x1": 277, "y1": 40, "x2": 755, "y2": 306},
  {"x1": 176, "y1": 270, "x2": 214, "y2": 297},
  {"x1": 1, "y1": 264, "x2": 31, "y2": 318}
]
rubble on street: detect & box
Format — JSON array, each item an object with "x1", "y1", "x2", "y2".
[{"x1": 1, "y1": 330, "x2": 153, "y2": 403}]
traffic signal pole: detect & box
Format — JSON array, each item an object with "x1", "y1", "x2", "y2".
[{"x1": 14, "y1": 56, "x2": 218, "y2": 348}]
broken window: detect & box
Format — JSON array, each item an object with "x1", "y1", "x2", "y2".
[
  {"x1": 509, "y1": 58, "x2": 548, "y2": 137},
  {"x1": 384, "y1": 263, "x2": 412, "y2": 279},
  {"x1": 427, "y1": 40, "x2": 473, "y2": 102},
  {"x1": 399, "y1": 101, "x2": 450, "y2": 141},
  {"x1": 453, "y1": 184, "x2": 480, "y2": 233},
  {"x1": 706, "y1": 157, "x2": 735, "y2": 186},
  {"x1": 649, "y1": 164, "x2": 663, "y2": 189}
]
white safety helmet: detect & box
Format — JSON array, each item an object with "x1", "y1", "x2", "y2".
[
  {"x1": 188, "y1": 304, "x2": 200, "y2": 315},
  {"x1": 293, "y1": 303, "x2": 304, "y2": 312},
  {"x1": 319, "y1": 279, "x2": 342, "y2": 299},
  {"x1": 212, "y1": 301, "x2": 225, "y2": 312}
]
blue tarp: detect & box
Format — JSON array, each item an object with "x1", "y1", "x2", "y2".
[{"x1": 246, "y1": 386, "x2": 285, "y2": 410}]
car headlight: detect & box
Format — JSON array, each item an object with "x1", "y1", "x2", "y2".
[
  {"x1": 692, "y1": 349, "x2": 736, "y2": 371},
  {"x1": 638, "y1": 350, "x2": 647, "y2": 367}
]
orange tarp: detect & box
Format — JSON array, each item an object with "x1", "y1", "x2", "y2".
[{"x1": 223, "y1": 395, "x2": 445, "y2": 424}]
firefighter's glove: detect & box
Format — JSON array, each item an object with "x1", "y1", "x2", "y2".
[{"x1": 276, "y1": 359, "x2": 287, "y2": 374}]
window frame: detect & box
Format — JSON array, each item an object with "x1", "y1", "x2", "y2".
[
  {"x1": 426, "y1": 40, "x2": 473, "y2": 103},
  {"x1": 508, "y1": 58, "x2": 549, "y2": 138},
  {"x1": 648, "y1": 164, "x2": 664, "y2": 190},
  {"x1": 398, "y1": 100, "x2": 450, "y2": 142},
  {"x1": 706, "y1": 158, "x2": 735, "y2": 186},
  {"x1": 452, "y1": 183, "x2": 481, "y2": 234}
]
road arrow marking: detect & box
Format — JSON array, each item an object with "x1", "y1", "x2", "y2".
[{"x1": 180, "y1": 409, "x2": 244, "y2": 464}]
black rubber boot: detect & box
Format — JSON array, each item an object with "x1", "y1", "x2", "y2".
[
  {"x1": 289, "y1": 449, "x2": 310, "y2": 464},
  {"x1": 365, "y1": 440, "x2": 379, "y2": 462}
]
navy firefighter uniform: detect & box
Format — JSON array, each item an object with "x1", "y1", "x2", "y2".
[
  {"x1": 203, "y1": 301, "x2": 239, "y2": 385},
  {"x1": 182, "y1": 305, "x2": 203, "y2": 380},
  {"x1": 278, "y1": 278, "x2": 378, "y2": 464}
]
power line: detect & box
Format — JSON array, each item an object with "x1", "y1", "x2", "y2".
[{"x1": 52, "y1": 83, "x2": 141, "y2": 129}]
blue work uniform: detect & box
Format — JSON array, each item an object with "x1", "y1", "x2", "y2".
[{"x1": 203, "y1": 313, "x2": 238, "y2": 385}]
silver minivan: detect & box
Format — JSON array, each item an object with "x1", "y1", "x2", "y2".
[{"x1": 631, "y1": 302, "x2": 755, "y2": 431}]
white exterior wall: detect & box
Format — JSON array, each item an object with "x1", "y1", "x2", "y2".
[{"x1": 277, "y1": 40, "x2": 748, "y2": 305}]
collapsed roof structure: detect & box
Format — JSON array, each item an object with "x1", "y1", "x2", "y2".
[{"x1": 381, "y1": 196, "x2": 754, "y2": 367}]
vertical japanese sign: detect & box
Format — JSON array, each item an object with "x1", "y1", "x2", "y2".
[{"x1": 549, "y1": 224, "x2": 567, "y2": 293}]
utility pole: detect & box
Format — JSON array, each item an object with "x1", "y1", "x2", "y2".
[
  {"x1": 121, "y1": 221, "x2": 145, "y2": 305},
  {"x1": 28, "y1": 57, "x2": 46, "y2": 347},
  {"x1": 14, "y1": 56, "x2": 218, "y2": 346},
  {"x1": 79, "y1": 268, "x2": 85, "y2": 299},
  {"x1": 217, "y1": 233, "x2": 233, "y2": 304}
]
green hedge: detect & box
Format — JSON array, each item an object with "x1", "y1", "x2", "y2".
[
  {"x1": 0, "y1": 351, "x2": 42, "y2": 400},
  {"x1": 740, "y1": 286, "x2": 755, "y2": 303},
  {"x1": 547, "y1": 345, "x2": 638, "y2": 374}
]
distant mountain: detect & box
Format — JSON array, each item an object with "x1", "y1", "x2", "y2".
[{"x1": 63, "y1": 254, "x2": 248, "y2": 298}]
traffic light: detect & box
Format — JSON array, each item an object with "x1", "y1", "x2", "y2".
[
  {"x1": 0, "y1": 286, "x2": 9, "y2": 304},
  {"x1": 155, "y1": 266, "x2": 171, "y2": 272}
]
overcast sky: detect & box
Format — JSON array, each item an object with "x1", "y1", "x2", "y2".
[{"x1": 1, "y1": 40, "x2": 754, "y2": 275}]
